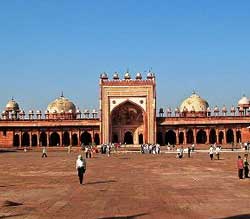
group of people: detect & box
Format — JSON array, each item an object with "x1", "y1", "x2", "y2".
[
  {"x1": 237, "y1": 154, "x2": 249, "y2": 179},
  {"x1": 209, "y1": 144, "x2": 222, "y2": 160},
  {"x1": 141, "y1": 144, "x2": 160, "y2": 154},
  {"x1": 176, "y1": 146, "x2": 192, "y2": 158}
]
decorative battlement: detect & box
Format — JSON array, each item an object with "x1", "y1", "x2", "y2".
[{"x1": 99, "y1": 71, "x2": 156, "y2": 85}]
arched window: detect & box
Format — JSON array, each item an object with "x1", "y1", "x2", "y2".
[
  {"x1": 124, "y1": 131, "x2": 133, "y2": 144},
  {"x1": 165, "y1": 130, "x2": 176, "y2": 145},
  {"x1": 62, "y1": 131, "x2": 70, "y2": 146},
  {"x1": 179, "y1": 132, "x2": 184, "y2": 145},
  {"x1": 72, "y1": 134, "x2": 78, "y2": 146},
  {"x1": 94, "y1": 133, "x2": 100, "y2": 145},
  {"x1": 209, "y1": 129, "x2": 217, "y2": 144},
  {"x1": 80, "y1": 131, "x2": 92, "y2": 145},
  {"x1": 40, "y1": 132, "x2": 47, "y2": 146},
  {"x1": 196, "y1": 130, "x2": 207, "y2": 144},
  {"x1": 186, "y1": 129, "x2": 194, "y2": 144},
  {"x1": 13, "y1": 134, "x2": 20, "y2": 147},
  {"x1": 32, "y1": 134, "x2": 38, "y2": 146},
  {"x1": 50, "y1": 132, "x2": 60, "y2": 146},
  {"x1": 22, "y1": 132, "x2": 30, "y2": 146},
  {"x1": 226, "y1": 129, "x2": 234, "y2": 144},
  {"x1": 157, "y1": 132, "x2": 163, "y2": 145}
]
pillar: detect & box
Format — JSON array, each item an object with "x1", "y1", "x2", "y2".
[
  {"x1": 216, "y1": 129, "x2": 219, "y2": 144},
  {"x1": 206, "y1": 129, "x2": 210, "y2": 144},
  {"x1": 233, "y1": 129, "x2": 237, "y2": 144},
  {"x1": 59, "y1": 132, "x2": 63, "y2": 146},
  {"x1": 47, "y1": 132, "x2": 50, "y2": 146},
  {"x1": 176, "y1": 129, "x2": 179, "y2": 145},
  {"x1": 19, "y1": 132, "x2": 22, "y2": 148},
  {"x1": 193, "y1": 128, "x2": 197, "y2": 144},
  {"x1": 184, "y1": 130, "x2": 187, "y2": 145},
  {"x1": 223, "y1": 129, "x2": 226, "y2": 144},
  {"x1": 69, "y1": 131, "x2": 72, "y2": 145},
  {"x1": 29, "y1": 132, "x2": 32, "y2": 147},
  {"x1": 37, "y1": 132, "x2": 40, "y2": 147}
]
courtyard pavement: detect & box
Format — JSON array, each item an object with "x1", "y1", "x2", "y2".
[{"x1": 0, "y1": 149, "x2": 249, "y2": 219}]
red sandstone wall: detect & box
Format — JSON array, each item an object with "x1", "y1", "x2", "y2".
[
  {"x1": 241, "y1": 128, "x2": 250, "y2": 143},
  {"x1": 0, "y1": 131, "x2": 13, "y2": 148}
]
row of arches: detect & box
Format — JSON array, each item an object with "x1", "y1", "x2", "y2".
[
  {"x1": 157, "y1": 129, "x2": 241, "y2": 145},
  {"x1": 112, "y1": 132, "x2": 144, "y2": 144},
  {"x1": 13, "y1": 131, "x2": 100, "y2": 147}
]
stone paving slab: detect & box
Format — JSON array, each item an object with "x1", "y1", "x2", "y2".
[{"x1": 0, "y1": 150, "x2": 250, "y2": 219}]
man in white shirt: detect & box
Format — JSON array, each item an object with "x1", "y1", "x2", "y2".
[
  {"x1": 209, "y1": 145, "x2": 214, "y2": 160},
  {"x1": 215, "y1": 146, "x2": 220, "y2": 160},
  {"x1": 76, "y1": 155, "x2": 86, "y2": 184}
]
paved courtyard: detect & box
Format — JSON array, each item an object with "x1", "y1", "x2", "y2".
[{"x1": 0, "y1": 149, "x2": 250, "y2": 219}]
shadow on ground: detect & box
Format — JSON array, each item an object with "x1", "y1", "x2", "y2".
[
  {"x1": 215, "y1": 215, "x2": 250, "y2": 219},
  {"x1": 0, "y1": 149, "x2": 17, "y2": 154},
  {"x1": 0, "y1": 214, "x2": 25, "y2": 219},
  {"x1": 85, "y1": 180, "x2": 117, "y2": 185},
  {"x1": 98, "y1": 212, "x2": 149, "y2": 219}
]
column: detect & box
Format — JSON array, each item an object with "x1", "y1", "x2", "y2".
[
  {"x1": 29, "y1": 131, "x2": 32, "y2": 147},
  {"x1": 176, "y1": 129, "x2": 179, "y2": 145},
  {"x1": 59, "y1": 131, "x2": 63, "y2": 146},
  {"x1": 206, "y1": 129, "x2": 210, "y2": 144},
  {"x1": 216, "y1": 129, "x2": 219, "y2": 144},
  {"x1": 69, "y1": 131, "x2": 72, "y2": 146},
  {"x1": 233, "y1": 129, "x2": 237, "y2": 144},
  {"x1": 19, "y1": 132, "x2": 22, "y2": 148},
  {"x1": 193, "y1": 128, "x2": 197, "y2": 144},
  {"x1": 37, "y1": 132, "x2": 40, "y2": 147},
  {"x1": 223, "y1": 129, "x2": 226, "y2": 144},
  {"x1": 47, "y1": 132, "x2": 50, "y2": 146}
]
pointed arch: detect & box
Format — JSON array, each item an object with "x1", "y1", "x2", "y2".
[
  {"x1": 13, "y1": 134, "x2": 20, "y2": 147},
  {"x1": 196, "y1": 129, "x2": 207, "y2": 144},
  {"x1": 22, "y1": 132, "x2": 30, "y2": 146},
  {"x1": 80, "y1": 131, "x2": 92, "y2": 145},
  {"x1": 186, "y1": 129, "x2": 194, "y2": 144},
  {"x1": 124, "y1": 131, "x2": 133, "y2": 144},
  {"x1": 40, "y1": 132, "x2": 47, "y2": 146},
  {"x1": 179, "y1": 132, "x2": 184, "y2": 145},
  {"x1": 62, "y1": 131, "x2": 70, "y2": 146},
  {"x1": 72, "y1": 134, "x2": 78, "y2": 146},
  {"x1": 50, "y1": 132, "x2": 60, "y2": 146},
  {"x1": 209, "y1": 129, "x2": 217, "y2": 144},
  {"x1": 226, "y1": 129, "x2": 234, "y2": 144},
  {"x1": 165, "y1": 130, "x2": 176, "y2": 145},
  {"x1": 94, "y1": 133, "x2": 100, "y2": 145},
  {"x1": 32, "y1": 134, "x2": 38, "y2": 146},
  {"x1": 219, "y1": 131, "x2": 224, "y2": 144}
]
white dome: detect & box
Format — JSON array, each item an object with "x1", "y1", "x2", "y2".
[{"x1": 238, "y1": 95, "x2": 250, "y2": 106}]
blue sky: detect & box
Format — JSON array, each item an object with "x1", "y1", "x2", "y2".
[{"x1": 1, "y1": 0, "x2": 250, "y2": 112}]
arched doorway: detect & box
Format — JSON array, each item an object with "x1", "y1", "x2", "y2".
[
  {"x1": 40, "y1": 132, "x2": 47, "y2": 146},
  {"x1": 179, "y1": 132, "x2": 184, "y2": 144},
  {"x1": 226, "y1": 129, "x2": 234, "y2": 144},
  {"x1": 157, "y1": 132, "x2": 163, "y2": 145},
  {"x1": 111, "y1": 101, "x2": 144, "y2": 145},
  {"x1": 165, "y1": 130, "x2": 176, "y2": 145},
  {"x1": 94, "y1": 133, "x2": 100, "y2": 145},
  {"x1": 186, "y1": 129, "x2": 194, "y2": 144},
  {"x1": 32, "y1": 134, "x2": 37, "y2": 146},
  {"x1": 196, "y1": 130, "x2": 207, "y2": 144},
  {"x1": 50, "y1": 132, "x2": 60, "y2": 146},
  {"x1": 236, "y1": 131, "x2": 241, "y2": 143},
  {"x1": 139, "y1": 134, "x2": 143, "y2": 144},
  {"x1": 22, "y1": 132, "x2": 30, "y2": 146},
  {"x1": 112, "y1": 133, "x2": 119, "y2": 143},
  {"x1": 80, "y1": 131, "x2": 92, "y2": 145},
  {"x1": 13, "y1": 134, "x2": 20, "y2": 147},
  {"x1": 124, "y1": 131, "x2": 133, "y2": 144},
  {"x1": 72, "y1": 134, "x2": 78, "y2": 146},
  {"x1": 62, "y1": 131, "x2": 70, "y2": 146},
  {"x1": 209, "y1": 129, "x2": 217, "y2": 144},
  {"x1": 219, "y1": 131, "x2": 224, "y2": 144}
]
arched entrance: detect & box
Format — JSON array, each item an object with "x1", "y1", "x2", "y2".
[
  {"x1": 236, "y1": 131, "x2": 241, "y2": 143},
  {"x1": 112, "y1": 133, "x2": 119, "y2": 143},
  {"x1": 94, "y1": 133, "x2": 100, "y2": 145},
  {"x1": 139, "y1": 134, "x2": 143, "y2": 145},
  {"x1": 50, "y1": 132, "x2": 60, "y2": 146},
  {"x1": 157, "y1": 132, "x2": 163, "y2": 145},
  {"x1": 209, "y1": 129, "x2": 216, "y2": 144},
  {"x1": 13, "y1": 134, "x2": 20, "y2": 147},
  {"x1": 219, "y1": 131, "x2": 224, "y2": 144},
  {"x1": 186, "y1": 129, "x2": 194, "y2": 144},
  {"x1": 80, "y1": 131, "x2": 92, "y2": 145},
  {"x1": 111, "y1": 101, "x2": 144, "y2": 145},
  {"x1": 179, "y1": 132, "x2": 184, "y2": 144},
  {"x1": 40, "y1": 132, "x2": 47, "y2": 146},
  {"x1": 62, "y1": 131, "x2": 70, "y2": 146},
  {"x1": 165, "y1": 130, "x2": 176, "y2": 145},
  {"x1": 226, "y1": 129, "x2": 234, "y2": 144},
  {"x1": 22, "y1": 132, "x2": 30, "y2": 146},
  {"x1": 196, "y1": 130, "x2": 207, "y2": 144},
  {"x1": 72, "y1": 134, "x2": 78, "y2": 146},
  {"x1": 32, "y1": 134, "x2": 37, "y2": 146},
  {"x1": 124, "y1": 131, "x2": 133, "y2": 144}
]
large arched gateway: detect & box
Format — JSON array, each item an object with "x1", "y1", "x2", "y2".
[{"x1": 111, "y1": 101, "x2": 145, "y2": 144}]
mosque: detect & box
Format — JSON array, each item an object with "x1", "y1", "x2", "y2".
[{"x1": 0, "y1": 72, "x2": 250, "y2": 148}]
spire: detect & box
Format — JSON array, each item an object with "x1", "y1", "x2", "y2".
[{"x1": 61, "y1": 91, "x2": 64, "y2": 97}]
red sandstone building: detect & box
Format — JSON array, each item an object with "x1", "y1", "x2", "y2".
[{"x1": 0, "y1": 72, "x2": 250, "y2": 148}]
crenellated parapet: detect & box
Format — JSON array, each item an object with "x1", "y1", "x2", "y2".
[{"x1": 99, "y1": 70, "x2": 156, "y2": 86}]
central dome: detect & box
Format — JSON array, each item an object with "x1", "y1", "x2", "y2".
[
  {"x1": 47, "y1": 95, "x2": 76, "y2": 114},
  {"x1": 180, "y1": 92, "x2": 209, "y2": 112},
  {"x1": 5, "y1": 98, "x2": 20, "y2": 112}
]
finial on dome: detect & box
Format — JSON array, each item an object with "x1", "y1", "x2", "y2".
[{"x1": 61, "y1": 91, "x2": 64, "y2": 97}]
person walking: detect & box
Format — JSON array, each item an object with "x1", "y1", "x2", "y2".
[
  {"x1": 42, "y1": 146, "x2": 47, "y2": 158},
  {"x1": 187, "y1": 146, "x2": 191, "y2": 158},
  {"x1": 209, "y1": 145, "x2": 214, "y2": 160},
  {"x1": 237, "y1": 156, "x2": 244, "y2": 179},
  {"x1": 76, "y1": 155, "x2": 86, "y2": 184},
  {"x1": 243, "y1": 154, "x2": 249, "y2": 178},
  {"x1": 215, "y1": 146, "x2": 220, "y2": 160}
]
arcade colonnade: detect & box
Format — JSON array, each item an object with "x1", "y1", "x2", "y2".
[
  {"x1": 12, "y1": 129, "x2": 100, "y2": 147},
  {"x1": 157, "y1": 127, "x2": 242, "y2": 145}
]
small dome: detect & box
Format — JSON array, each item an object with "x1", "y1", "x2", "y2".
[
  {"x1": 47, "y1": 95, "x2": 76, "y2": 114},
  {"x1": 238, "y1": 95, "x2": 250, "y2": 106},
  {"x1": 124, "y1": 71, "x2": 131, "y2": 80},
  {"x1": 100, "y1": 72, "x2": 108, "y2": 79},
  {"x1": 231, "y1": 106, "x2": 236, "y2": 112},
  {"x1": 147, "y1": 72, "x2": 154, "y2": 79},
  {"x1": 76, "y1": 108, "x2": 81, "y2": 114},
  {"x1": 92, "y1": 109, "x2": 97, "y2": 113},
  {"x1": 175, "y1": 107, "x2": 180, "y2": 113},
  {"x1": 136, "y1": 73, "x2": 142, "y2": 80},
  {"x1": 113, "y1": 72, "x2": 119, "y2": 80},
  {"x1": 214, "y1": 105, "x2": 219, "y2": 112},
  {"x1": 222, "y1": 105, "x2": 227, "y2": 113},
  {"x1": 207, "y1": 107, "x2": 211, "y2": 112},
  {"x1": 5, "y1": 98, "x2": 20, "y2": 112},
  {"x1": 29, "y1": 110, "x2": 34, "y2": 114},
  {"x1": 36, "y1": 110, "x2": 42, "y2": 114},
  {"x1": 167, "y1": 107, "x2": 172, "y2": 113},
  {"x1": 180, "y1": 92, "x2": 209, "y2": 113}
]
